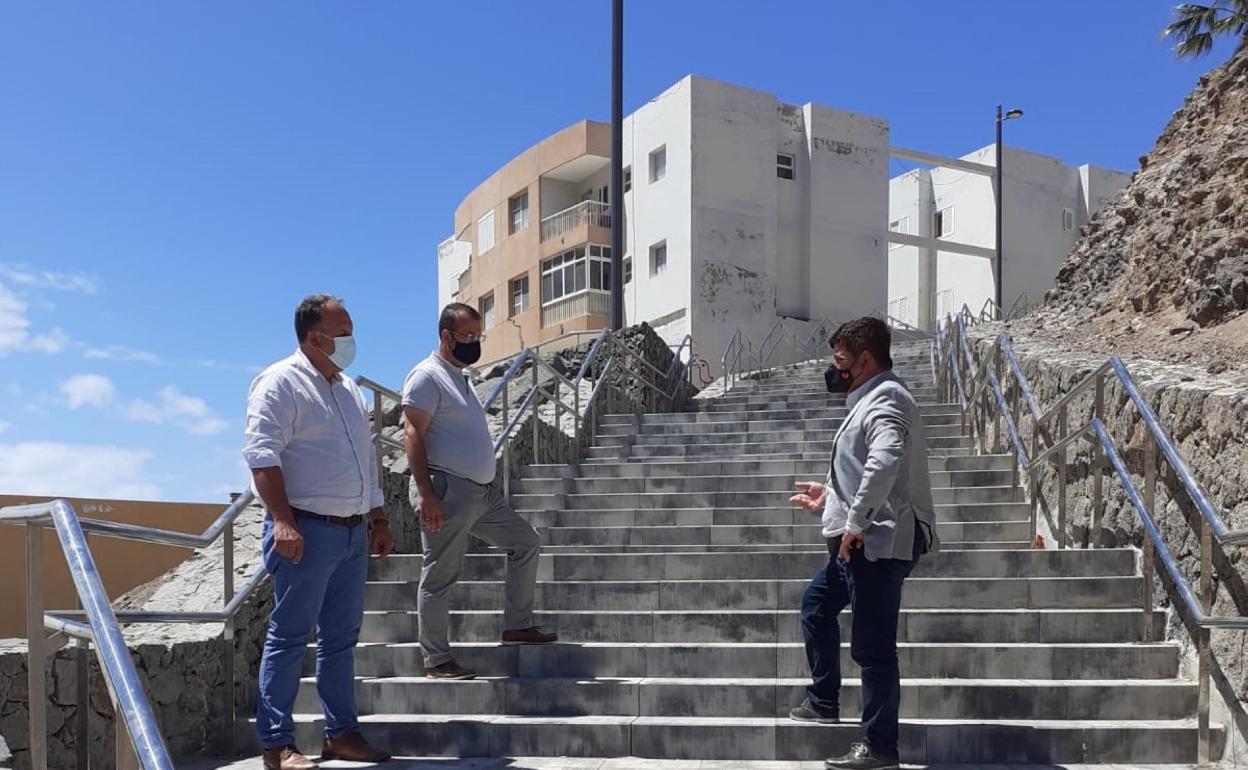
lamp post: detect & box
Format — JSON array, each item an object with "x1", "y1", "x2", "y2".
[
  {"x1": 995, "y1": 105, "x2": 1023, "y2": 320},
  {"x1": 609, "y1": 0, "x2": 624, "y2": 331}
]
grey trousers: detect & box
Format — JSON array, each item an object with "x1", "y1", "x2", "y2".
[{"x1": 410, "y1": 469, "x2": 541, "y2": 667}]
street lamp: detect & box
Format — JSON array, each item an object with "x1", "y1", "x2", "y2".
[
  {"x1": 995, "y1": 105, "x2": 1023, "y2": 320},
  {"x1": 609, "y1": 0, "x2": 624, "y2": 331}
]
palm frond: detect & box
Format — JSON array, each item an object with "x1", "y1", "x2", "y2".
[{"x1": 1163, "y1": 1, "x2": 1248, "y2": 58}]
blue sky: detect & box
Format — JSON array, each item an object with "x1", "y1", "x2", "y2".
[{"x1": 0, "y1": 1, "x2": 1238, "y2": 503}]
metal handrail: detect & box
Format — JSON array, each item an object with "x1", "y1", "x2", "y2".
[
  {"x1": 935, "y1": 311, "x2": 1248, "y2": 766},
  {"x1": 0, "y1": 501, "x2": 177, "y2": 770}
]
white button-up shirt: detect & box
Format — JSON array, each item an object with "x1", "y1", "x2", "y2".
[{"x1": 242, "y1": 349, "x2": 383, "y2": 517}]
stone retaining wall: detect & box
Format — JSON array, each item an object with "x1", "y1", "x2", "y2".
[{"x1": 967, "y1": 329, "x2": 1248, "y2": 759}]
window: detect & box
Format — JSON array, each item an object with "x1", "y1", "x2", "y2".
[
  {"x1": 888, "y1": 217, "x2": 909, "y2": 250},
  {"x1": 623, "y1": 166, "x2": 632, "y2": 193},
  {"x1": 649, "y1": 241, "x2": 667, "y2": 276},
  {"x1": 1062, "y1": 208, "x2": 1075, "y2": 232},
  {"x1": 480, "y1": 293, "x2": 495, "y2": 329},
  {"x1": 597, "y1": 185, "x2": 609, "y2": 204},
  {"x1": 509, "y1": 192, "x2": 529, "y2": 234},
  {"x1": 477, "y1": 210, "x2": 496, "y2": 254},
  {"x1": 457, "y1": 269, "x2": 471, "y2": 295},
  {"x1": 937, "y1": 289, "x2": 955, "y2": 321},
  {"x1": 777, "y1": 153, "x2": 795, "y2": 180},
  {"x1": 541, "y1": 244, "x2": 613, "y2": 305},
  {"x1": 934, "y1": 206, "x2": 953, "y2": 238},
  {"x1": 649, "y1": 145, "x2": 666, "y2": 183},
  {"x1": 510, "y1": 275, "x2": 530, "y2": 317},
  {"x1": 624, "y1": 257, "x2": 633, "y2": 284}
]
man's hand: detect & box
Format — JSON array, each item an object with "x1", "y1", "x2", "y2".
[
  {"x1": 420, "y1": 495, "x2": 445, "y2": 533},
  {"x1": 789, "y1": 481, "x2": 826, "y2": 513},
  {"x1": 370, "y1": 520, "x2": 395, "y2": 558},
  {"x1": 838, "y1": 531, "x2": 865, "y2": 563},
  {"x1": 273, "y1": 519, "x2": 304, "y2": 565}
]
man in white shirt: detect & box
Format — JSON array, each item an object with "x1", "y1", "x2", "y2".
[
  {"x1": 243, "y1": 294, "x2": 393, "y2": 770},
  {"x1": 401, "y1": 302, "x2": 556, "y2": 681}
]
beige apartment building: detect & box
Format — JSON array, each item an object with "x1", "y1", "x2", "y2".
[{"x1": 440, "y1": 120, "x2": 619, "y2": 363}]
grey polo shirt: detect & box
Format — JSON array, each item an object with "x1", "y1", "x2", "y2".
[{"x1": 401, "y1": 353, "x2": 497, "y2": 485}]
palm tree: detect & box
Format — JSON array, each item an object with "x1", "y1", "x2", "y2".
[{"x1": 1163, "y1": 1, "x2": 1248, "y2": 58}]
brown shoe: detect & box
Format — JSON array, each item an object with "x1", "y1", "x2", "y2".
[
  {"x1": 262, "y1": 745, "x2": 316, "y2": 770},
  {"x1": 501, "y1": 626, "x2": 558, "y2": 645},
  {"x1": 425, "y1": 659, "x2": 477, "y2": 679},
  {"x1": 322, "y1": 731, "x2": 391, "y2": 763}
]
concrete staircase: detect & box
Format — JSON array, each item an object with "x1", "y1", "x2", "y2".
[{"x1": 266, "y1": 342, "x2": 1221, "y2": 764}]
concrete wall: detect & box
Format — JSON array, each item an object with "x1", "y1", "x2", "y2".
[
  {"x1": 804, "y1": 103, "x2": 890, "y2": 324},
  {"x1": 0, "y1": 496, "x2": 224, "y2": 639}
]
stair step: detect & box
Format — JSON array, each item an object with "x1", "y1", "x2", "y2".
[
  {"x1": 294, "y1": 676, "x2": 1197, "y2": 721},
  {"x1": 521, "y1": 502, "x2": 1032, "y2": 527},
  {"x1": 521, "y1": 455, "x2": 1015, "y2": 478},
  {"x1": 238, "y1": 715, "x2": 1224, "y2": 763},
  {"x1": 364, "y1": 576, "x2": 1145, "y2": 612},
  {"x1": 368, "y1": 549, "x2": 1139, "y2": 582},
  {"x1": 509, "y1": 486, "x2": 1020, "y2": 511},
  {"x1": 511, "y1": 470, "x2": 1015, "y2": 494},
  {"x1": 358, "y1": 608, "x2": 1166, "y2": 644},
  {"x1": 335, "y1": 641, "x2": 1182, "y2": 680}
]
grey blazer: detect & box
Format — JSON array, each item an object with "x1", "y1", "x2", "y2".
[{"x1": 825, "y1": 371, "x2": 940, "y2": 562}]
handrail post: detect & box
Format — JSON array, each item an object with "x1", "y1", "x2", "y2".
[
  {"x1": 371, "y1": 390, "x2": 385, "y2": 490},
  {"x1": 222, "y1": 519, "x2": 236, "y2": 756},
  {"x1": 993, "y1": 344, "x2": 1004, "y2": 453},
  {"x1": 502, "y1": 383, "x2": 512, "y2": 500},
  {"x1": 1198, "y1": 516, "x2": 1213, "y2": 766},
  {"x1": 1057, "y1": 404, "x2": 1068, "y2": 549},
  {"x1": 1028, "y1": 420, "x2": 1039, "y2": 543},
  {"x1": 1091, "y1": 373, "x2": 1106, "y2": 548},
  {"x1": 76, "y1": 636, "x2": 90, "y2": 770},
  {"x1": 116, "y1": 716, "x2": 140, "y2": 770},
  {"x1": 531, "y1": 358, "x2": 540, "y2": 465},
  {"x1": 27, "y1": 522, "x2": 49, "y2": 770},
  {"x1": 1142, "y1": 440, "x2": 1157, "y2": 642}
]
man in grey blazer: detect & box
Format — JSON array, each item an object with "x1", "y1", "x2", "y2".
[{"x1": 788, "y1": 317, "x2": 938, "y2": 770}]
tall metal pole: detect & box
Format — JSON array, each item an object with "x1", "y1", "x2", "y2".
[
  {"x1": 609, "y1": 0, "x2": 625, "y2": 331},
  {"x1": 994, "y1": 105, "x2": 1004, "y2": 320}
]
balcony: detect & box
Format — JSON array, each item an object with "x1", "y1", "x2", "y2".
[{"x1": 541, "y1": 200, "x2": 611, "y2": 242}]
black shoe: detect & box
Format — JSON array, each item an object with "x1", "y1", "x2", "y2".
[
  {"x1": 825, "y1": 742, "x2": 900, "y2": 770},
  {"x1": 789, "y1": 698, "x2": 839, "y2": 724}
]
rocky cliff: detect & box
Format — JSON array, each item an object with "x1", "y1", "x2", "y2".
[{"x1": 1019, "y1": 43, "x2": 1248, "y2": 372}]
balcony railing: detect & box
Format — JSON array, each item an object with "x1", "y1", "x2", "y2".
[{"x1": 540, "y1": 200, "x2": 611, "y2": 242}]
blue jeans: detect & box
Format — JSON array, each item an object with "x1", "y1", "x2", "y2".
[
  {"x1": 256, "y1": 516, "x2": 367, "y2": 749},
  {"x1": 801, "y1": 533, "x2": 919, "y2": 759}
]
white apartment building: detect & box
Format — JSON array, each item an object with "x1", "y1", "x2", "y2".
[
  {"x1": 888, "y1": 148, "x2": 1130, "y2": 329},
  {"x1": 438, "y1": 75, "x2": 1130, "y2": 373}
]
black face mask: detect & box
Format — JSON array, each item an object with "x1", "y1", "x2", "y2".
[
  {"x1": 825, "y1": 365, "x2": 852, "y2": 394},
  {"x1": 453, "y1": 340, "x2": 482, "y2": 366}
]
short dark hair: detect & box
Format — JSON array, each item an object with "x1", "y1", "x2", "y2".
[
  {"x1": 830, "y1": 317, "x2": 893, "y2": 369},
  {"x1": 294, "y1": 294, "x2": 342, "y2": 342},
  {"x1": 439, "y1": 302, "x2": 481, "y2": 333}
]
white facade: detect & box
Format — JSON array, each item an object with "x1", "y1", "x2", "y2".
[
  {"x1": 616, "y1": 76, "x2": 890, "y2": 374},
  {"x1": 888, "y1": 146, "x2": 1131, "y2": 329}
]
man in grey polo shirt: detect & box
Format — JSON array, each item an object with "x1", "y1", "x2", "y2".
[{"x1": 402, "y1": 302, "x2": 557, "y2": 680}]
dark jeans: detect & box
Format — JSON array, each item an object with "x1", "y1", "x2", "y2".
[{"x1": 800, "y1": 532, "x2": 920, "y2": 759}]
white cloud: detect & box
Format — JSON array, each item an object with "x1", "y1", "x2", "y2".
[
  {"x1": 0, "y1": 441, "x2": 160, "y2": 500},
  {"x1": 0, "y1": 263, "x2": 98, "y2": 294},
  {"x1": 125, "y1": 385, "x2": 229, "y2": 436},
  {"x1": 82, "y1": 344, "x2": 163, "y2": 365},
  {"x1": 0, "y1": 281, "x2": 74, "y2": 355},
  {"x1": 60, "y1": 374, "x2": 117, "y2": 409}
]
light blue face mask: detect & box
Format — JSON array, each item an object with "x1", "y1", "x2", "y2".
[{"x1": 323, "y1": 334, "x2": 356, "y2": 370}]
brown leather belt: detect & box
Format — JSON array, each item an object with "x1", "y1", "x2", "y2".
[{"x1": 291, "y1": 509, "x2": 366, "y2": 528}]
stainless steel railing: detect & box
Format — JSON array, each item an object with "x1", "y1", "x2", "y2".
[
  {"x1": 357, "y1": 328, "x2": 697, "y2": 501},
  {"x1": 0, "y1": 489, "x2": 262, "y2": 770},
  {"x1": 934, "y1": 311, "x2": 1248, "y2": 766}
]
